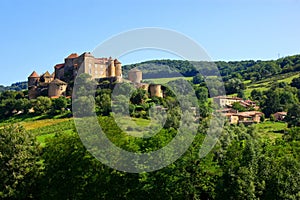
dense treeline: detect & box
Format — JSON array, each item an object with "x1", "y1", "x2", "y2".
[
  {"x1": 1, "y1": 119, "x2": 300, "y2": 199},
  {"x1": 0, "y1": 81, "x2": 27, "y2": 92},
  {"x1": 123, "y1": 54, "x2": 300, "y2": 82},
  {"x1": 0, "y1": 90, "x2": 72, "y2": 120}
]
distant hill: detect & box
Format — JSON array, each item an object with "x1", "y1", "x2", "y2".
[
  {"x1": 123, "y1": 54, "x2": 300, "y2": 81},
  {"x1": 0, "y1": 81, "x2": 27, "y2": 92}
]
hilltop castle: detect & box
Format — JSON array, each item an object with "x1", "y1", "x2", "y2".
[{"x1": 28, "y1": 52, "x2": 163, "y2": 99}]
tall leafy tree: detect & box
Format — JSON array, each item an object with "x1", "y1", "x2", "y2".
[{"x1": 0, "y1": 125, "x2": 40, "y2": 199}]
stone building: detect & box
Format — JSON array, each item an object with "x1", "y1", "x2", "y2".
[
  {"x1": 48, "y1": 79, "x2": 68, "y2": 97},
  {"x1": 27, "y1": 52, "x2": 165, "y2": 99},
  {"x1": 149, "y1": 84, "x2": 163, "y2": 98},
  {"x1": 128, "y1": 68, "x2": 143, "y2": 83},
  {"x1": 55, "y1": 52, "x2": 122, "y2": 82},
  {"x1": 28, "y1": 71, "x2": 55, "y2": 99},
  {"x1": 28, "y1": 52, "x2": 123, "y2": 99},
  {"x1": 213, "y1": 96, "x2": 243, "y2": 107},
  {"x1": 225, "y1": 111, "x2": 263, "y2": 125}
]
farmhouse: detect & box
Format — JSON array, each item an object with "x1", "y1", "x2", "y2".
[
  {"x1": 273, "y1": 112, "x2": 287, "y2": 121},
  {"x1": 225, "y1": 111, "x2": 264, "y2": 125}
]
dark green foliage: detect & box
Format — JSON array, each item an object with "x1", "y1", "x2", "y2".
[
  {"x1": 286, "y1": 103, "x2": 300, "y2": 127},
  {"x1": 0, "y1": 125, "x2": 40, "y2": 199},
  {"x1": 261, "y1": 87, "x2": 298, "y2": 117},
  {"x1": 123, "y1": 54, "x2": 300, "y2": 84},
  {"x1": 192, "y1": 73, "x2": 205, "y2": 84},
  {"x1": 0, "y1": 81, "x2": 27, "y2": 93},
  {"x1": 250, "y1": 89, "x2": 262, "y2": 101},
  {"x1": 32, "y1": 96, "x2": 52, "y2": 115},
  {"x1": 291, "y1": 77, "x2": 300, "y2": 89},
  {"x1": 225, "y1": 78, "x2": 245, "y2": 95},
  {"x1": 51, "y1": 97, "x2": 68, "y2": 114}
]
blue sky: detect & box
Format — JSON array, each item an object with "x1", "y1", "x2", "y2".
[{"x1": 0, "y1": 0, "x2": 299, "y2": 85}]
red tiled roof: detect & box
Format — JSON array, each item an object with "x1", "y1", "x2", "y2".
[
  {"x1": 214, "y1": 96, "x2": 243, "y2": 100},
  {"x1": 67, "y1": 53, "x2": 78, "y2": 59},
  {"x1": 54, "y1": 63, "x2": 64, "y2": 69},
  {"x1": 29, "y1": 71, "x2": 39, "y2": 78},
  {"x1": 274, "y1": 112, "x2": 287, "y2": 115}
]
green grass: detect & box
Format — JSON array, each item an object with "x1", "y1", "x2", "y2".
[
  {"x1": 144, "y1": 76, "x2": 193, "y2": 85},
  {"x1": 20, "y1": 118, "x2": 71, "y2": 130},
  {"x1": 254, "y1": 121, "x2": 287, "y2": 141},
  {"x1": 277, "y1": 73, "x2": 300, "y2": 84},
  {"x1": 243, "y1": 80, "x2": 252, "y2": 85},
  {"x1": 240, "y1": 72, "x2": 300, "y2": 98},
  {"x1": 112, "y1": 116, "x2": 163, "y2": 137}
]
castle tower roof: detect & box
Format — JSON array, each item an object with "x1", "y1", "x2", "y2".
[
  {"x1": 42, "y1": 71, "x2": 51, "y2": 77},
  {"x1": 29, "y1": 71, "x2": 39, "y2": 78},
  {"x1": 54, "y1": 63, "x2": 64, "y2": 69},
  {"x1": 114, "y1": 59, "x2": 121, "y2": 64},
  {"x1": 66, "y1": 53, "x2": 78, "y2": 59},
  {"x1": 82, "y1": 52, "x2": 94, "y2": 57}
]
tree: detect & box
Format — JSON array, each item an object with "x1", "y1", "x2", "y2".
[
  {"x1": 72, "y1": 96, "x2": 95, "y2": 117},
  {"x1": 225, "y1": 78, "x2": 245, "y2": 95},
  {"x1": 0, "y1": 99, "x2": 16, "y2": 117},
  {"x1": 95, "y1": 93, "x2": 111, "y2": 116},
  {"x1": 192, "y1": 73, "x2": 205, "y2": 84},
  {"x1": 291, "y1": 77, "x2": 300, "y2": 89},
  {"x1": 195, "y1": 86, "x2": 208, "y2": 104},
  {"x1": 51, "y1": 97, "x2": 68, "y2": 114},
  {"x1": 250, "y1": 89, "x2": 262, "y2": 101},
  {"x1": 237, "y1": 89, "x2": 245, "y2": 99},
  {"x1": 285, "y1": 103, "x2": 300, "y2": 127},
  {"x1": 15, "y1": 98, "x2": 31, "y2": 114},
  {"x1": 261, "y1": 89, "x2": 281, "y2": 117},
  {"x1": 131, "y1": 88, "x2": 147, "y2": 105},
  {"x1": 32, "y1": 96, "x2": 52, "y2": 115},
  {"x1": 0, "y1": 125, "x2": 40, "y2": 199}
]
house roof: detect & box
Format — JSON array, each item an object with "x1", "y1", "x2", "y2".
[
  {"x1": 225, "y1": 111, "x2": 263, "y2": 117},
  {"x1": 214, "y1": 96, "x2": 243, "y2": 100},
  {"x1": 29, "y1": 71, "x2": 39, "y2": 78},
  {"x1": 274, "y1": 112, "x2": 287, "y2": 115}
]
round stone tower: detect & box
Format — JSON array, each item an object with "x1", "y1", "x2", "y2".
[
  {"x1": 28, "y1": 71, "x2": 40, "y2": 87},
  {"x1": 114, "y1": 59, "x2": 122, "y2": 77},
  {"x1": 108, "y1": 57, "x2": 115, "y2": 77},
  {"x1": 150, "y1": 84, "x2": 163, "y2": 98},
  {"x1": 128, "y1": 68, "x2": 142, "y2": 83},
  {"x1": 48, "y1": 79, "x2": 67, "y2": 97}
]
